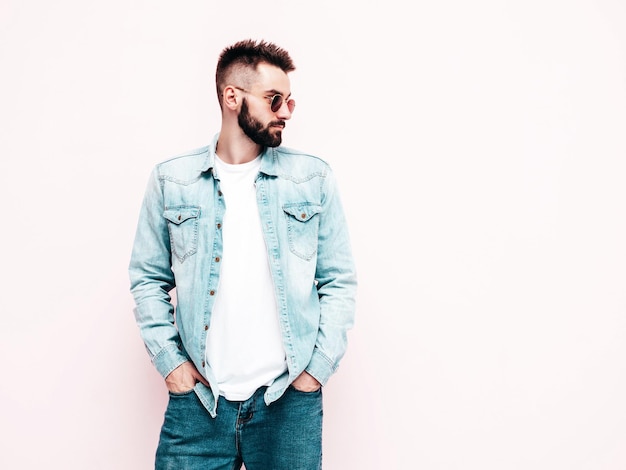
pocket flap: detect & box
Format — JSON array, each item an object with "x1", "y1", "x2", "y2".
[
  {"x1": 163, "y1": 207, "x2": 200, "y2": 225},
  {"x1": 282, "y1": 203, "x2": 322, "y2": 222}
]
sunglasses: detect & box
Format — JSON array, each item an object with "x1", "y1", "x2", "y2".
[{"x1": 234, "y1": 87, "x2": 296, "y2": 113}]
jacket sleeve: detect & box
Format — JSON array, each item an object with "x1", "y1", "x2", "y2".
[
  {"x1": 306, "y1": 168, "x2": 357, "y2": 385},
  {"x1": 128, "y1": 167, "x2": 188, "y2": 379}
]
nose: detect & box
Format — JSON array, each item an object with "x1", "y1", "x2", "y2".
[{"x1": 276, "y1": 100, "x2": 294, "y2": 120}]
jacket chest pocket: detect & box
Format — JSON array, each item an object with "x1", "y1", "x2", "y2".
[
  {"x1": 164, "y1": 206, "x2": 200, "y2": 262},
  {"x1": 283, "y1": 203, "x2": 321, "y2": 261}
]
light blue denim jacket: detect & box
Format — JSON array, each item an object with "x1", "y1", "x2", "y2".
[{"x1": 129, "y1": 135, "x2": 357, "y2": 417}]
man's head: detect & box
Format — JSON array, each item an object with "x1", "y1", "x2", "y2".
[{"x1": 216, "y1": 39, "x2": 296, "y2": 147}]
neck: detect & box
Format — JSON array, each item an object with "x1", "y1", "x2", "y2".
[{"x1": 216, "y1": 126, "x2": 262, "y2": 165}]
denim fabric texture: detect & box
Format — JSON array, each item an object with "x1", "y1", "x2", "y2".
[
  {"x1": 129, "y1": 134, "x2": 357, "y2": 417},
  {"x1": 156, "y1": 386, "x2": 323, "y2": 470}
]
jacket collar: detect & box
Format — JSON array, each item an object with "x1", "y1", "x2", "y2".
[{"x1": 200, "y1": 133, "x2": 280, "y2": 176}]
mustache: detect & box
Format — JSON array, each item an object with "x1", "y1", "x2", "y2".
[{"x1": 270, "y1": 120, "x2": 286, "y2": 127}]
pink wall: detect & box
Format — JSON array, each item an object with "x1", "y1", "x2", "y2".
[{"x1": 1, "y1": 1, "x2": 626, "y2": 468}]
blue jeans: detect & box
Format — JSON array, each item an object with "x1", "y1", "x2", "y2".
[{"x1": 155, "y1": 386, "x2": 323, "y2": 470}]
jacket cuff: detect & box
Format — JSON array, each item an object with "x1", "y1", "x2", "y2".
[
  {"x1": 152, "y1": 343, "x2": 189, "y2": 379},
  {"x1": 305, "y1": 349, "x2": 338, "y2": 386}
]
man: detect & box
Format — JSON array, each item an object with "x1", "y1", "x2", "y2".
[{"x1": 128, "y1": 39, "x2": 357, "y2": 469}]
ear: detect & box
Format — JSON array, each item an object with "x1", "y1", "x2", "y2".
[{"x1": 222, "y1": 86, "x2": 239, "y2": 111}]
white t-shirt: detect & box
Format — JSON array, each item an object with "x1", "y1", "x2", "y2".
[{"x1": 205, "y1": 154, "x2": 287, "y2": 401}]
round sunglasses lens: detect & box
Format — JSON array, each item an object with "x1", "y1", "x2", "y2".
[
  {"x1": 286, "y1": 99, "x2": 296, "y2": 113},
  {"x1": 271, "y1": 95, "x2": 283, "y2": 113}
]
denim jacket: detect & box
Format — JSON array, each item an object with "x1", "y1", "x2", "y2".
[{"x1": 129, "y1": 135, "x2": 357, "y2": 417}]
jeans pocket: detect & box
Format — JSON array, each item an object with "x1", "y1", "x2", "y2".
[
  {"x1": 163, "y1": 206, "x2": 200, "y2": 262},
  {"x1": 283, "y1": 202, "x2": 321, "y2": 261},
  {"x1": 168, "y1": 388, "x2": 196, "y2": 397},
  {"x1": 289, "y1": 384, "x2": 322, "y2": 395}
]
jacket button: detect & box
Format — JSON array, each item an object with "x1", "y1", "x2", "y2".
[
  {"x1": 210, "y1": 290, "x2": 215, "y2": 295},
  {"x1": 204, "y1": 325, "x2": 208, "y2": 331},
  {"x1": 202, "y1": 360, "x2": 206, "y2": 367},
  {"x1": 301, "y1": 213, "x2": 306, "y2": 219},
  {"x1": 218, "y1": 190, "x2": 223, "y2": 196},
  {"x1": 217, "y1": 223, "x2": 222, "y2": 229},
  {"x1": 178, "y1": 214, "x2": 182, "y2": 221},
  {"x1": 215, "y1": 257, "x2": 220, "y2": 262}
]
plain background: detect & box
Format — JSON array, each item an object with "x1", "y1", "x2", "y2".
[{"x1": 1, "y1": 1, "x2": 625, "y2": 469}]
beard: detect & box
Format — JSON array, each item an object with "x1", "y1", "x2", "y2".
[{"x1": 238, "y1": 99, "x2": 285, "y2": 148}]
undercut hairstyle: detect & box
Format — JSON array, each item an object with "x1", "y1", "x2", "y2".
[{"x1": 215, "y1": 39, "x2": 296, "y2": 109}]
